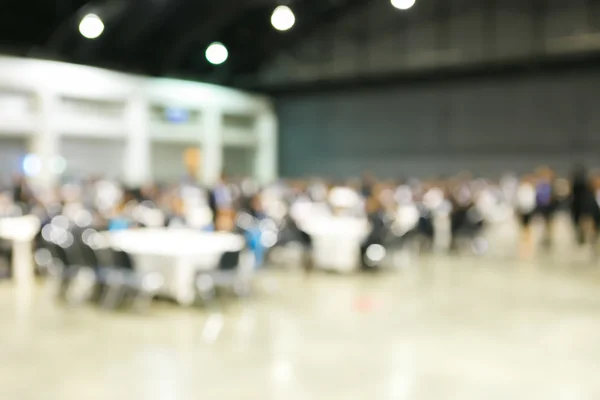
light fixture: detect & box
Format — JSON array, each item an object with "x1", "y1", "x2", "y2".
[
  {"x1": 271, "y1": 5, "x2": 295, "y2": 31},
  {"x1": 79, "y1": 13, "x2": 104, "y2": 39},
  {"x1": 22, "y1": 154, "x2": 41, "y2": 177},
  {"x1": 391, "y1": 0, "x2": 416, "y2": 10},
  {"x1": 205, "y1": 42, "x2": 228, "y2": 65}
]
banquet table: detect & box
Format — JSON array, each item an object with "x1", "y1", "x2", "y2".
[
  {"x1": 0, "y1": 215, "x2": 41, "y2": 287},
  {"x1": 103, "y1": 228, "x2": 245, "y2": 305},
  {"x1": 301, "y1": 216, "x2": 369, "y2": 273}
]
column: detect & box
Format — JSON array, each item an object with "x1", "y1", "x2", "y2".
[
  {"x1": 201, "y1": 107, "x2": 223, "y2": 186},
  {"x1": 255, "y1": 111, "x2": 278, "y2": 184},
  {"x1": 123, "y1": 93, "x2": 150, "y2": 186},
  {"x1": 29, "y1": 90, "x2": 59, "y2": 189}
]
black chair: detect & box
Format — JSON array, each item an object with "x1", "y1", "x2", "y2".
[
  {"x1": 267, "y1": 216, "x2": 313, "y2": 270},
  {"x1": 392, "y1": 214, "x2": 435, "y2": 253},
  {"x1": 359, "y1": 212, "x2": 390, "y2": 271},
  {"x1": 89, "y1": 247, "x2": 164, "y2": 311},
  {"x1": 35, "y1": 239, "x2": 83, "y2": 301},
  {"x1": 111, "y1": 249, "x2": 135, "y2": 270},
  {"x1": 37, "y1": 229, "x2": 163, "y2": 311},
  {"x1": 195, "y1": 250, "x2": 251, "y2": 304},
  {"x1": 0, "y1": 238, "x2": 12, "y2": 279},
  {"x1": 219, "y1": 251, "x2": 240, "y2": 270},
  {"x1": 450, "y1": 206, "x2": 485, "y2": 252}
]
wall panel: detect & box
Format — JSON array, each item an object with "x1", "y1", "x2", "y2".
[
  {"x1": 277, "y1": 67, "x2": 600, "y2": 179},
  {"x1": 60, "y1": 137, "x2": 125, "y2": 180},
  {"x1": 150, "y1": 141, "x2": 196, "y2": 183},
  {"x1": 0, "y1": 136, "x2": 27, "y2": 185}
]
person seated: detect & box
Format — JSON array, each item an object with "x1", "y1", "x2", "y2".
[
  {"x1": 328, "y1": 184, "x2": 362, "y2": 217},
  {"x1": 212, "y1": 175, "x2": 235, "y2": 232},
  {"x1": 534, "y1": 166, "x2": 558, "y2": 247},
  {"x1": 360, "y1": 196, "x2": 387, "y2": 270},
  {"x1": 448, "y1": 181, "x2": 480, "y2": 252},
  {"x1": 389, "y1": 184, "x2": 421, "y2": 246}
]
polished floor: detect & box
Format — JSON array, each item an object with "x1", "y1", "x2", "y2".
[{"x1": 3, "y1": 236, "x2": 600, "y2": 398}]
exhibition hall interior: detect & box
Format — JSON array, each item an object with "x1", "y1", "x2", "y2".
[{"x1": 3, "y1": 0, "x2": 600, "y2": 398}]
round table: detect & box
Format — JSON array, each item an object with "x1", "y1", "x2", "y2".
[
  {"x1": 301, "y1": 216, "x2": 369, "y2": 273},
  {"x1": 0, "y1": 215, "x2": 41, "y2": 287},
  {"x1": 104, "y1": 228, "x2": 245, "y2": 305}
]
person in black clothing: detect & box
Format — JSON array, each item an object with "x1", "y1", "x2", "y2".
[
  {"x1": 11, "y1": 174, "x2": 32, "y2": 213},
  {"x1": 360, "y1": 196, "x2": 387, "y2": 270},
  {"x1": 448, "y1": 182, "x2": 476, "y2": 252},
  {"x1": 570, "y1": 165, "x2": 599, "y2": 245}
]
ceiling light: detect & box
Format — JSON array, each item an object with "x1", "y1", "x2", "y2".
[
  {"x1": 271, "y1": 5, "x2": 295, "y2": 31},
  {"x1": 79, "y1": 13, "x2": 104, "y2": 39},
  {"x1": 391, "y1": 0, "x2": 416, "y2": 10},
  {"x1": 205, "y1": 42, "x2": 228, "y2": 65}
]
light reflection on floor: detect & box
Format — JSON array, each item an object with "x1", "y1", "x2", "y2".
[{"x1": 3, "y1": 213, "x2": 600, "y2": 399}]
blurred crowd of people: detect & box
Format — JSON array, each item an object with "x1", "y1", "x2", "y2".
[{"x1": 2, "y1": 163, "x2": 600, "y2": 277}]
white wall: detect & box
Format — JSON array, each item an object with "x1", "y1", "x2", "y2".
[{"x1": 0, "y1": 55, "x2": 278, "y2": 187}]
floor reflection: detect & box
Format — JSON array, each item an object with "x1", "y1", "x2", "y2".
[{"x1": 2, "y1": 254, "x2": 600, "y2": 399}]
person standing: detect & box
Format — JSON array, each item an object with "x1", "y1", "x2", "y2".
[
  {"x1": 516, "y1": 174, "x2": 537, "y2": 255},
  {"x1": 534, "y1": 167, "x2": 557, "y2": 247},
  {"x1": 570, "y1": 165, "x2": 598, "y2": 246}
]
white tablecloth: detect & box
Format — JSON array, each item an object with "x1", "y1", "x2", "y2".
[
  {"x1": 301, "y1": 217, "x2": 369, "y2": 273},
  {"x1": 0, "y1": 216, "x2": 40, "y2": 287},
  {"x1": 104, "y1": 228, "x2": 245, "y2": 305}
]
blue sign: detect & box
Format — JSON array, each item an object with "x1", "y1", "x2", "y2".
[{"x1": 165, "y1": 107, "x2": 189, "y2": 124}]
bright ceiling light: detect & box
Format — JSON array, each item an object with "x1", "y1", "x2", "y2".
[
  {"x1": 79, "y1": 13, "x2": 104, "y2": 39},
  {"x1": 391, "y1": 0, "x2": 416, "y2": 10},
  {"x1": 205, "y1": 42, "x2": 228, "y2": 65},
  {"x1": 271, "y1": 5, "x2": 295, "y2": 31}
]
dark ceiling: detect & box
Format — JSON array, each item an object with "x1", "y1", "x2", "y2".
[
  {"x1": 0, "y1": 0, "x2": 371, "y2": 86},
  {"x1": 2, "y1": 0, "x2": 600, "y2": 93}
]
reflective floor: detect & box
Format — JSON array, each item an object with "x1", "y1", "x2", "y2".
[{"x1": 3, "y1": 245, "x2": 600, "y2": 399}]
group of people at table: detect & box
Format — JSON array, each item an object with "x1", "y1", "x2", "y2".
[{"x1": 1, "y1": 163, "x2": 600, "y2": 286}]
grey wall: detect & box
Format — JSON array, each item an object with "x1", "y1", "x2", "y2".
[
  {"x1": 277, "y1": 67, "x2": 600, "y2": 179},
  {"x1": 0, "y1": 136, "x2": 27, "y2": 185},
  {"x1": 150, "y1": 141, "x2": 196, "y2": 183},
  {"x1": 60, "y1": 137, "x2": 125, "y2": 180},
  {"x1": 223, "y1": 146, "x2": 256, "y2": 178}
]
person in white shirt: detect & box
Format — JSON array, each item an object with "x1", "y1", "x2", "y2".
[{"x1": 516, "y1": 174, "x2": 537, "y2": 252}]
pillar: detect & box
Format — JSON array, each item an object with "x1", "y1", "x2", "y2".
[
  {"x1": 29, "y1": 90, "x2": 59, "y2": 189},
  {"x1": 123, "y1": 93, "x2": 150, "y2": 187},
  {"x1": 255, "y1": 111, "x2": 278, "y2": 184},
  {"x1": 201, "y1": 107, "x2": 223, "y2": 186}
]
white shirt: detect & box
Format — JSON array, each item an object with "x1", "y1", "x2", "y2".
[{"x1": 516, "y1": 183, "x2": 536, "y2": 213}]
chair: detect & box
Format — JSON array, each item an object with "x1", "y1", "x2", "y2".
[
  {"x1": 450, "y1": 206, "x2": 485, "y2": 253},
  {"x1": 111, "y1": 249, "x2": 135, "y2": 270},
  {"x1": 0, "y1": 238, "x2": 12, "y2": 279},
  {"x1": 37, "y1": 230, "x2": 163, "y2": 311},
  {"x1": 267, "y1": 216, "x2": 312, "y2": 268},
  {"x1": 195, "y1": 250, "x2": 253, "y2": 304},
  {"x1": 35, "y1": 238, "x2": 75, "y2": 298},
  {"x1": 94, "y1": 248, "x2": 164, "y2": 311}
]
